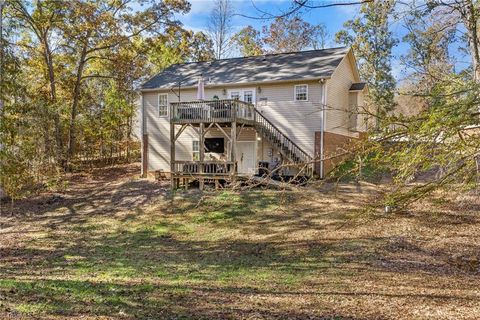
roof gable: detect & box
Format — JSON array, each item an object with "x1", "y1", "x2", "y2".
[{"x1": 141, "y1": 47, "x2": 350, "y2": 90}]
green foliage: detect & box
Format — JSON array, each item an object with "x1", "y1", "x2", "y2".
[
  {"x1": 231, "y1": 17, "x2": 328, "y2": 56},
  {"x1": 334, "y1": 75, "x2": 480, "y2": 209},
  {"x1": 231, "y1": 26, "x2": 264, "y2": 56},
  {"x1": 146, "y1": 26, "x2": 214, "y2": 72},
  {"x1": 0, "y1": 0, "x2": 212, "y2": 198},
  {"x1": 329, "y1": 151, "x2": 390, "y2": 183}
]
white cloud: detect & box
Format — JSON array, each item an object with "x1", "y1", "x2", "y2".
[{"x1": 187, "y1": 0, "x2": 217, "y2": 15}]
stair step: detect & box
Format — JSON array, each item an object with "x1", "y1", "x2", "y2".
[{"x1": 255, "y1": 114, "x2": 311, "y2": 171}]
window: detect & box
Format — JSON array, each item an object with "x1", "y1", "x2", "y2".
[
  {"x1": 158, "y1": 93, "x2": 168, "y2": 117},
  {"x1": 192, "y1": 140, "x2": 200, "y2": 161},
  {"x1": 228, "y1": 89, "x2": 256, "y2": 105},
  {"x1": 294, "y1": 84, "x2": 308, "y2": 101},
  {"x1": 243, "y1": 91, "x2": 253, "y2": 104}
]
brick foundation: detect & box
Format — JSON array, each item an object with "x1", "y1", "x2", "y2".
[{"x1": 314, "y1": 131, "x2": 365, "y2": 176}]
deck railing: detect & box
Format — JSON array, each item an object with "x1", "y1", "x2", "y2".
[
  {"x1": 170, "y1": 99, "x2": 254, "y2": 123},
  {"x1": 173, "y1": 160, "x2": 236, "y2": 176}
]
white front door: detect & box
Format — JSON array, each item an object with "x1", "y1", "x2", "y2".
[{"x1": 236, "y1": 142, "x2": 256, "y2": 175}]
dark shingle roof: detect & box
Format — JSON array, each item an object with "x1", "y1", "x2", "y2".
[
  {"x1": 349, "y1": 82, "x2": 366, "y2": 91},
  {"x1": 141, "y1": 47, "x2": 350, "y2": 90}
]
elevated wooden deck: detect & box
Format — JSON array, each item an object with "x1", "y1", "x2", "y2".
[
  {"x1": 168, "y1": 99, "x2": 314, "y2": 190},
  {"x1": 170, "y1": 99, "x2": 255, "y2": 125}
]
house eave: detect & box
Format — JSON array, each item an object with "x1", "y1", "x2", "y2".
[
  {"x1": 139, "y1": 76, "x2": 332, "y2": 93},
  {"x1": 348, "y1": 89, "x2": 365, "y2": 92}
]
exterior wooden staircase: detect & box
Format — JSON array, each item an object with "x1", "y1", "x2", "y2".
[
  {"x1": 254, "y1": 109, "x2": 314, "y2": 176},
  {"x1": 169, "y1": 99, "x2": 315, "y2": 184}
]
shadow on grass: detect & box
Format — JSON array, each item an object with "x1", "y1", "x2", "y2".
[
  {"x1": 2, "y1": 277, "x2": 393, "y2": 319},
  {"x1": 2, "y1": 218, "x2": 479, "y2": 319},
  {"x1": 165, "y1": 190, "x2": 281, "y2": 215},
  {"x1": 2, "y1": 179, "x2": 480, "y2": 319}
]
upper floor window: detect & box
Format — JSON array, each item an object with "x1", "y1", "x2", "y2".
[
  {"x1": 228, "y1": 89, "x2": 256, "y2": 105},
  {"x1": 294, "y1": 84, "x2": 308, "y2": 101},
  {"x1": 158, "y1": 93, "x2": 168, "y2": 117},
  {"x1": 230, "y1": 91, "x2": 240, "y2": 100},
  {"x1": 243, "y1": 91, "x2": 253, "y2": 104}
]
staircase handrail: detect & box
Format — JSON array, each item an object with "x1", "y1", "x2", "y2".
[{"x1": 254, "y1": 109, "x2": 312, "y2": 162}]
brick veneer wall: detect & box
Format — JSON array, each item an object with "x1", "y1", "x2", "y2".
[{"x1": 314, "y1": 131, "x2": 366, "y2": 176}]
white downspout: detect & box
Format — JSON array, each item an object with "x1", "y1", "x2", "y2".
[
  {"x1": 140, "y1": 94, "x2": 146, "y2": 177},
  {"x1": 319, "y1": 80, "x2": 327, "y2": 179}
]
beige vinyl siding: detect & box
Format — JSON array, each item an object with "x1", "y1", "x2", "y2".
[
  {"x1": 144, "y1": 88, "x2": 258, "y2": 172},
  {"x1": 144, "y1": 91, "x2": 194, "y2": 171},
  {"x1": 326, "y1": 52, "x2": 360, "y2": 138},
  {"x1": 256, "y1": 80, "x2": 323, "y2": 156},
  {"x1": 257, "y1": 138, "x2": 278, "y2": 163},
  {"x1": 356, "y1": 91, "x2": 370, "y2": 131}
]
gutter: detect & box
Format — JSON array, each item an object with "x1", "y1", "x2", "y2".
[{"x1": 139, "y1": 76, "x2": 332, "y2": 93}]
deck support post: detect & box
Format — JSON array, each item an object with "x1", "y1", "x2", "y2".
[
  {"x1": 199, "y1": 122, "x2": 205, "y2": 191},
  {"x1": 167, "y1": 99, "x2": 278, "y2": 190},
  {"x1": 230, "y1": 121, "x2": 237, "y2": 184}
]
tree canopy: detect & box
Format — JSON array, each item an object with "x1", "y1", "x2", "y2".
[
  {"x1": 0, "y1": 0, "x2": 213, "y2": 198},
  {"x1": 1, "y1": 0, "x2": 479, "y2": 208},
  {"x1": 232, "y1": 15, "x2": 328, "y2": 56}
]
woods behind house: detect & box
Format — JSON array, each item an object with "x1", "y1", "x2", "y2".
[{"x1": 1, "y1": 0, "x2": 479, "y2": 207}]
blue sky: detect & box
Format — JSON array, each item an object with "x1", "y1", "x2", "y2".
[
  {"x1": 178, "y1": 0, "x2": 361, "y2": 48},
  {"x1": 175, "y1": 0, "x2": 470, "y2": 82},
  {"x1": 177, "y1": 0, "x2": 408, "y2": 78}
]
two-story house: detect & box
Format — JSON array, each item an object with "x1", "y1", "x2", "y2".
[{"x1": 139, "y1": 47, "x2": 367, "y2": 188}]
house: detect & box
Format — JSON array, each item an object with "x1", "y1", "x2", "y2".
[{"x1": 139, "y1": 46, "x2": 367, "y2": 188}]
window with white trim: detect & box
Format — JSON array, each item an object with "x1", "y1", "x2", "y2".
[
  {"x1": 230, "y1": 91, "x2": 240, "y2": 100},
  {"x1": 158, "y1": 93, "x2": 168, "y2": 117},
  {"x1": 243, "y1": 91, "x2": 253, "y2": 104},
  {"x1": 228, "y1": 88, "x2": 256, "y2": 105},
  {"x1": 294, "y1": 84, "x2": 308, "y2": 101},
  {"x1": 192, "y1": 140, "x2": 200, "y2": 161}
]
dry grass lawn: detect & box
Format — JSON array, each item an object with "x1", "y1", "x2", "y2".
[{"x1": 0, "y1": 163, "x2": 479, "y2": 319}]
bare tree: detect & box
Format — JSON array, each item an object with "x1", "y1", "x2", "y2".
[
  {"x1": 428, "y1": 0, "x2": 480, "y2": 83},
  {"x1": 237, "y1": 0, "x2": 373, "y2": 20},
  {"x1": 312, "y1": 23, "x2": 329, "y2": 49},
  {"x1": 207, "y1": 0, "x2": 234, "y2": 59}
]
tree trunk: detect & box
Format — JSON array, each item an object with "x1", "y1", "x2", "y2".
[
  {"x1": 456, "y1": 0, "x2": 480, "y2": 82},
  {"x1": 0, "y1": 1, "x2": 4, "y2": 119},
  {"x1": 67, "y1": 43, "x2": 89, "y2": 168},
  {"x1": 41, "y1": 36, "x2": 65, "y2": 165}
]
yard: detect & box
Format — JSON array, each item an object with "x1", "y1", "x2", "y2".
[{"x1": 1, "y1": 164, "x2": 479, "y2": 319}]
